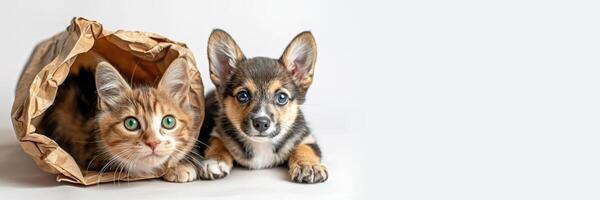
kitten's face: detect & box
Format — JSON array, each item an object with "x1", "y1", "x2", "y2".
[
  {"x1": 207, "y1": 30, "x2": 317, "y2": 141},
  {"x1": 95, "y1": 59, "x2": 194, "y2": 174},
  {"x1": 97, "y1": 88, "x2": 193, "y2": 170}
]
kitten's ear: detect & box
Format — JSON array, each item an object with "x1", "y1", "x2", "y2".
[
  {"x1": 95, "y1": 62, "x2": 131, "y2": 110},
  {"x1": 158, "y1": 58, "x2": 190, "y2": 105},
  {"x1": 280, "y1": 31, "x2": 317, "y2": 90},
  {"x1": 207, "y1": 29, "x2": 245, "y2": 87}
]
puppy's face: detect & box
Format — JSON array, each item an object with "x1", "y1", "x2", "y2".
[{"x1": 207, "y1": 30, "x2": 317, "y2": 140}]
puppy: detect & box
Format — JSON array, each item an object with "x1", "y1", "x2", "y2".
[{"x1": 196, "y1": 29, "x2": 327, "y2": 183}]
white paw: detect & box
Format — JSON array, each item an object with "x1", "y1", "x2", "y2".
[
  {"x1": 198, "y1": 159, "x2": 232, "y2": 180},
  {"x1": 163, "y1": 163, "x2": 197, "y2": 183}
]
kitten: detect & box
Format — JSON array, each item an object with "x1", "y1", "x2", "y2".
[
  {"x1": 196, "y1": 30, "x2": 328, "y2": 183},
  {"x1": 40, "y1": 58, "x2": 200, "y2": 182}
]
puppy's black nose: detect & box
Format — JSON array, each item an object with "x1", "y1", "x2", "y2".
[{"x1": 252, "y1": 117, "x2": 270, "y2": 132}]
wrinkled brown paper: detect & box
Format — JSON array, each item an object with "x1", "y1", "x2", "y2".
[{"x1": 11, "y1": 17, "x2": 204, "y2": 185}]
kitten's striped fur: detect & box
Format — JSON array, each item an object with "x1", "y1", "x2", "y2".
[{"x1": 40, "y1": 58, "x2": 201, "y2": 182}]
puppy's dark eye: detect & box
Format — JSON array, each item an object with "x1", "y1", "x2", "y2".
[
  {"x1": 275, "y1": 92, "x2": 289, "y2": 105},
  {"x1": 237, "y1": 91, "x2": 250, "y2": 103}
]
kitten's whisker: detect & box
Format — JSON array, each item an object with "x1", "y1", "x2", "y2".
[
  {"x1": 195, "y1": 140, "x2": 209, "y2": 148},
  {"x1": 180, "y1": 147, "x2": 205, "y2": 159},
  {"x1": 96, "y1": 150, "x2": 130, "y2": 187},
  {"x1": 173, "y1": 148, "x2": 203, "y2": 167}
]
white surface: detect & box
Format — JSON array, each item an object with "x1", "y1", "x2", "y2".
[
  {"x1": 0, "y1": 0, "x2": 364, "y2": 199},
  {"x1": 2, "y1": 0, "x2": 600, "y2": 199},
  {"x1": 0, "y1": 129, "x2": 358, "y2": 200}
]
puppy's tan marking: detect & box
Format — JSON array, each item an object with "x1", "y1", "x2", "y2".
[
  {"x1": 243, "y1": 80, "x2": 258, "y2": 94},
  {"x1": 199, "y1": 137, "x2": 234, "y2": 180},
  {"x1": 288, "y1": 144, "x2": 328, "y2": 183},
  {"x1": 204, "y1": 137, "x2": 234, "y2": 165},
  {"x1": 223, "y1": 97, "x2": 246, "y2": 131},
  {"x1": 268, "y1": 80, "x2": 282, "y2": 94},
  {"x1": 289, "y1": 143, "x2": 320, "y2": 166}
]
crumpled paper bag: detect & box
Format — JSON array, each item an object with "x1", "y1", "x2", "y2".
[{"x1": 11, "y1": 17, "x2": 204, "y2": 185}]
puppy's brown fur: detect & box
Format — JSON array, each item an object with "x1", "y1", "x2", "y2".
[{"x1": 196, "y1": 30, "x2": 327, "y2": 183}]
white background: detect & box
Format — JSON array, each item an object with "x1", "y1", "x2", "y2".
[{"x1": 1, "y1": 0, "x2": 599, "y2": 199}]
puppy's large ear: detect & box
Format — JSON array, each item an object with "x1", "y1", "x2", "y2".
[
  {"x1": 158, "y1": 58, "x2": 190, "y2": 105},
  {"x1": 207, "y1": 29, "x2": 245, "y2": 87},
  {"x1": 95, "y1": 62, "x2": 132, "y2": 110},
  {"x1": 280, "y1": 31, "x2": 317, "y2": 90}
]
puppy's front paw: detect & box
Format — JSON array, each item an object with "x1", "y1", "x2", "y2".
[
  {"x1": 163, "y1": 162, "x2": 197, "y2": 183},
  {"x1": 290, "y1": 162, "x2": 328, "y2": 183},
  {"x1": 198, "y1": 159, "x2": 232, "y2": 180}
]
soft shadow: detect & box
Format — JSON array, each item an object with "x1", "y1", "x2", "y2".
[
  {"x1": 0, "y1": 129, "x2": 60, "y2": 188},
  {"x1": 236, "y1": 165, "x2": 291, "y2": 182},
  {"x1": 274, "y1": 166, "x2": 292, "y2": 182}
]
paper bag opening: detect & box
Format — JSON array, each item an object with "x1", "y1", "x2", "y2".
[{"x1": 11, "y1": 17, "x2": 204, "y2": 185}]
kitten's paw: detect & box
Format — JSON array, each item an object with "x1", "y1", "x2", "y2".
[
  {"x1": 198, "y1": 159, "x2": 232, "y2": 180},
  {"x1": 163, "y1": 163, "x2": 197, "y2": 183},
  {"x1": 290, "y1": 162, "x2": 328, "y2": 184}
]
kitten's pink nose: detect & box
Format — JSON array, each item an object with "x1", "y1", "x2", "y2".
[{"x1": 145, "y1": 140, "x2": 161, "y2": 151}]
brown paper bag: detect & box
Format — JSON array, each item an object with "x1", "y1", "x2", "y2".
[{"x1": 11, "y1": 17, "x2": 204, "y2": 185}]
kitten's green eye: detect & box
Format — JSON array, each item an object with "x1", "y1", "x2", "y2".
[
  {"x1": 162, "y1": 115, "x2": 176, "y2": 129},
  {"x1": 124, "y1": 117, "x2": 140, "y2": 131}
]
